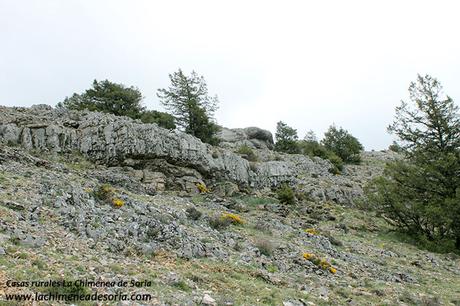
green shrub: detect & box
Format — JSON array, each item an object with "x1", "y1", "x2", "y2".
[
  {"x1": 297, "y1": 139, "x2": 343, "y2": 173},
  {"x1": 186, "y1": 207, "x2": 202, "y2": 220},
  {"x1": 298, "y1": 139, "x2": 327, "y2": 158},
  {"x1": 0, "y1": 172, "x2": 7, "y2": 184},
  {"x1": 236, "y1": 145, "x2": 258, "y2": 162},
  {"x1": 17, "y1": 253, "x2": 28, "y2": 259},
  {"x1": 32, "y1": 259, "x2": 46, "y2": 269},
  {"x1": 209, "y1": 215, "x2": 232, "y2": 230},
  {"x1": 94, "y1": 184, "x2": 114, "y2": 202},
  {"x1": 274, "y1": 121, "x2": 300, "y2": 154},
  {"x1": 326, "y1": 152, "x2": 344, "y2": 174},
  {"x1": 173, "y1": 280, "x2": 191, "y2": 292},
  {"x1": 140, "y1": 110, "x2": 176, "y2": 129},
  {"x1": 57, "y1": 79, "x2": 145, "y2": 119},
  {"x1": 321, "y1": 125, "x2": 363, "y2": 163},
  {"x1": 276, "y1": 184, "x2": 296, "y2": 205}
]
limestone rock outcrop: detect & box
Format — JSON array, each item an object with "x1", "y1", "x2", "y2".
[
  {"x1": 217, "y1": 126, "x2": 274, "y2": 150},
  {"x1": 0, "y1": 106, "x2": 251, "y2": 186},
  {"x1": 0, "y1": 105, "x2": 390, "y2": 204},
  {"x1": 0, "y1": 105, "x2": 330, "y2": 191}
]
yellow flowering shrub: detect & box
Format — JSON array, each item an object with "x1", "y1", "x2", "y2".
[
  {"x1": 303, "y1": 252, "x2": 314, "y2": 260},
  {"x1": 112, "y1": 198, "x2": 125, "y2": 208},
  {"x1": 305, "y1": 228, "x2": 319, "y2": 235},
  {"x1": 319, "y1": 258, "x2": 331, "y2": 270},
  {"x1": 196, "y1": 182, "x2": 209, "y2": 193},
  {"x1": 94, "y1": 183, "x2": 128, "y2": 208},
  {"x1": 303, "y1": 252, "x2": 337, "y2": 274},
  {"x1": 221, "y1": 213, "x2": 244, "y2": 225},
  {"x1": 95, "y1": 184, "x2": 115, "y2": 201}
]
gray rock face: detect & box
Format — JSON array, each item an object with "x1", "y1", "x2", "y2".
[
  {"x1": 1, "y1": 106, "x2": 382, "y2": 204},
  {"x1": 0, "y1": 106, "x2": 332, "y2": 192},
  {"x1": 217, "y1": 127, "x2": 246, "y2": 143},
  {"x1": 217, "y1": 126, "x2": 274, "y2": 150},
  {"x1": 0, "y1": 106, "x2": 250, "y2": 186}
]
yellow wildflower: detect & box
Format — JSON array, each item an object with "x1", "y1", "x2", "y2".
[
  {"x1": 320, "y1": 258, "x2": 331, "y2": 269},
  {"x1": 112, "y1": 198, "x2": 124, "y2": 208},
  {"x1": 305, "y1": 228, "x2": 319, "y2": 235},
  {"x1": 221, "y1": 213, "x2": 244, "y2": 224},
  {"x1": 196, "y1": 182, "x2": 209, "y2": 193},
  {"x1": 303, "y1": 253, "x2": 315, "y2": 260}
]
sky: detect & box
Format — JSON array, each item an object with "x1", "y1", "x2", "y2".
[{"x1": 1, "y1": 0, "x2": 459, "y2": 150}]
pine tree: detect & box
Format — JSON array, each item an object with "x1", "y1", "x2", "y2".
[
  {"x1": 368, "y1": 74, "x2": 460, "y2": 250},
  {"x1": 274, "y1": 121, "x2": 300, "y2": 153},
  {"x1": 321, "y1": 125, "x2": 363, "y2": 163},
  {"x1": 157, "y1": 69, "x2": 219, "y2": 144}
]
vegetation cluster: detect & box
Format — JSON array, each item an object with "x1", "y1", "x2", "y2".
[
  {"x1": 366, "y1": 74, "x2": 460, "y2": 251},
  {"x1": 274, "y1": 122, "x2": 363, "y2": 173}
]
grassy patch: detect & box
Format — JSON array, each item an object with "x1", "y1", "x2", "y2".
[
  {"x1": 172, "y1": 280, "x2": 191, "y2": 292},
  {"x1": 175, "y1": 259, "x2": 307, "y2": 304},
  {"x1": 191, "y1": 194, "x2": 206, "y2": 204},
  {"x1": 235, "y1": 195, "x2": 278, "y2": 208},
  {"x1": 378, "y1": 230, "x2": 460, "y2": 255}
]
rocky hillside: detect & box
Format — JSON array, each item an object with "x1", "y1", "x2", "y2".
[
  {"x1": 0, "y1": 106, "x2": 459, "y2": 305},
  {"x1": 0, "y1": 105, "x2": 391, "y2": 204}
]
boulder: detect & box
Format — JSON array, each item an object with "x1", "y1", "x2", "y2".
[
  {"x1": 217, "y1": 127, "x2": 246, "y2": 143},
  {"x1": 201, "y1": 294, "x2": 217, "y2": 306},
  {"x1": 243, "y1": 127, "x2": 274, "y2": 146},
  {"x1": 217, "y1": 126, "x2": 274, "y2": 150}
]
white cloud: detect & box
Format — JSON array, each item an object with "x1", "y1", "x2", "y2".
[{"x1": 1, "y1": 0, "x2": 459, "y2": 149}]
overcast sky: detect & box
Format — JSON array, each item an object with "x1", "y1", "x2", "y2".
[{"x1": 1, "y1": 0, "x2": 459, "y2": 150}]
